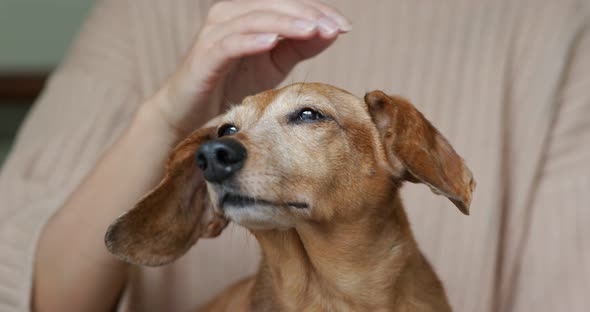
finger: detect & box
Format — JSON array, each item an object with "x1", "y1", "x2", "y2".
[
  {"x1": 218, "y1": 32, "x2": 280, "y2": 59},
  {"x1": 208, "y1": 0, "x2": 341, "y2": 38},
  {"x1": 269, "y1": 36, "x2": 336, "y2": 75},
  {"x1": 208, "y1": 0, "x2": 324, "y2": 24},
  {"x1": 245, "y1": 0, "x2": 348, "y2": 35},
  {"x1": 202, "y1": 33, "x2": 280, "y2": 73},
  {"x1": 204, "y1": 11, "x2": 319, "y2": 43},
  {"x1": 299, "y1": 0, "x2": 352, "y2": 32}
]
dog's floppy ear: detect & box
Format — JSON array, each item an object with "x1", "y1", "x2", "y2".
[
  {"x1": 364, "y1": 91, "x2": 476, "y2": 215},
  {"x1": 105, "y1": 123, "x2": 228, "y2": 266}
]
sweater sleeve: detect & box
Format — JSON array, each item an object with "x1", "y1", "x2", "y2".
[
  {"x1": 0, "y1": 1, "x2": 142, "y2": 310},
  {"x1": 511, "y1": 17, "x2": 590, "y2": 312}
]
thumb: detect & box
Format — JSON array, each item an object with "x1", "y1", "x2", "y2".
[{"x1": 270, "y1": 36, "x2": 337, "y2": 75}]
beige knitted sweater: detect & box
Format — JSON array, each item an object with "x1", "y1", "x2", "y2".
[{"x1": 1, "y1": 0, "x2": 589, "y2": 311}]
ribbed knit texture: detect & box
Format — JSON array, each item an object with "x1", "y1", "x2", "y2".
[{"x1": 0, "y1": 0, "x2": 588, "y2": 311}]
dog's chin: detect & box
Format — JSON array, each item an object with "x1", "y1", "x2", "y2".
[
  {"x1": 217, "y1": 193, "x2": 307, "y2": 230},
  {"x1": 223, "y1": 203, "x2": 294, "y2": 230}
]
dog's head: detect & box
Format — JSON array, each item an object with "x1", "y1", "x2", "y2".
[{"x1": 105, "y1": 83, "x2": 475, "y2": 266}]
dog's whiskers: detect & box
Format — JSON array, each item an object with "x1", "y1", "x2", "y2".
[{"x1": 223, "y1": 94, "x2": 237, "y2": 111}]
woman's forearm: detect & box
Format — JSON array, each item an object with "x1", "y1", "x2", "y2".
[{"x1": 33, "y1": 103, "x2": 186, "y2": 312}]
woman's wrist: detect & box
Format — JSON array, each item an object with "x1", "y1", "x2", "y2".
[{"x1": 133, "y1": 98, "x2": 186, "y2": 142}]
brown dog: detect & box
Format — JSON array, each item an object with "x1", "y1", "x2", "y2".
[{"x1": 105, "y1": 83, "x2": 475, "y2": 311}]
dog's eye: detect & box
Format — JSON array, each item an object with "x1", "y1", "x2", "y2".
[
  {"x1": 290, "y1": 108, "x2": 326, "y2": 123},
  {"x1": 218, "y1": 124, "x2": 239, "y2": 137}
]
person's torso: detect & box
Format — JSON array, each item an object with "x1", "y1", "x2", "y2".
[{"x1": 115, "y1": 1, "x2": 585, "y2": 311}]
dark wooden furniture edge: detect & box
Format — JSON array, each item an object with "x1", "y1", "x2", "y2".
[{"x1": 0, "y1": 72, "x2": 50, "y2": 103}]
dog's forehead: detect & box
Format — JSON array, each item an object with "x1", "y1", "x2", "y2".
[
  {"x1": 273, "y1": 83, "x2": 361, "y2": 109},
  {"x1": 223, "y1": 89, "x2": 275, "y2": 126},
  {"x1": 226, "y1": 83, "x2": 368, "y2": 125},
  {"x1": 266, "y1": 84, "x2": 329, "y2": 114}
]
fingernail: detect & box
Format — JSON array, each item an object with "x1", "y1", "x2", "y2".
[
  {"x1": 256, "y1": 33, "x2": 278, "y2": 46},
  {"x1": 293, "y1": 19, "x2": 317, "y2": 33},
  {"x1": 318, "y1": 17, "x2": 339, "y2": 36},
  {"x1": 330, "y1": 15, "x2": 352, "y2": 32}
]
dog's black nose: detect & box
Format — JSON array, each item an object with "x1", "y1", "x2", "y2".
[{"x1": 196, "y1": 138, "x2": 247, "y2": 183}]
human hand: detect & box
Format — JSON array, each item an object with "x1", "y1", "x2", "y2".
[{"x1": 147, "y1": 0, "x2": 351, "y2": 135}]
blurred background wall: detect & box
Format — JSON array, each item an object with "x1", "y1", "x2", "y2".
[{"x1": 0, "y1": 0, "x2": 94, "y2": 164}]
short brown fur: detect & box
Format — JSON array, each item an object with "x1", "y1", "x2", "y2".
[{"x1": 105, "y1": 83, "x2": 475, "y2": 311}]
